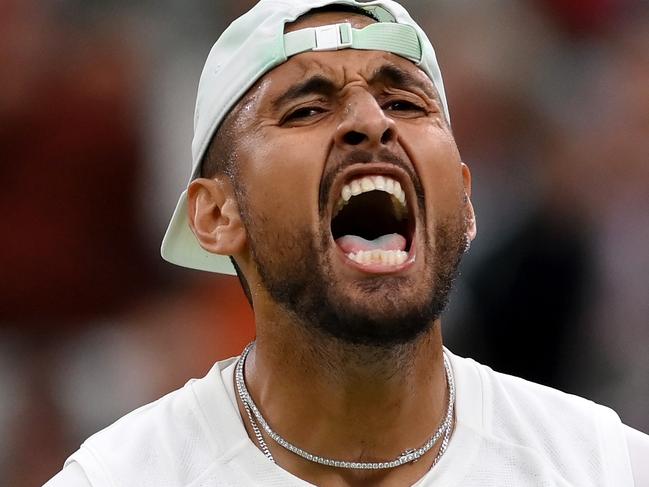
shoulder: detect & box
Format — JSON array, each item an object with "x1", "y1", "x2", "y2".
[
  {"x1": 44, "y1": 462, "x2": 91, "y2": 487},
  {"x1": 625, "y1": 425, "x2": 649, "y2": 486},
  {"x1": 453, "y1": 351, "x2": 623, "y2": 431},
  {"x1": 449, "y1": 352, "x2": 635, "y2": 485},
  {"x1": 61, "y1": 357, "x2": 243, "y2": 487}
]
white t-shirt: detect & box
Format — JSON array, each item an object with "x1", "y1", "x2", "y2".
[{"x1": 45, "y1": 350, "x2": 649, "y2": 486}]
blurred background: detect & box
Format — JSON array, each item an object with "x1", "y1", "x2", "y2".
[{"x1": 0, "y1": 0, "x2": 647, "y2": 484}]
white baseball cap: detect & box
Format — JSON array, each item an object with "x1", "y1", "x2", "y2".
[{"x1": 161, "y1": 0, "x2": 450, "y2": 275}]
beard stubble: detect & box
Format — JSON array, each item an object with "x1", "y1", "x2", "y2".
[{"x1": 240, "y1": 190, "x2": 469, "y2": 348}]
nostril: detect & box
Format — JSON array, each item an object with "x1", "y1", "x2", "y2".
[
  {"x1": 343, "y1": 131, "x2": 366, "y2": 145},
  {"x1": 380, "y1": 128, "x2": 395, "y2": 144}
]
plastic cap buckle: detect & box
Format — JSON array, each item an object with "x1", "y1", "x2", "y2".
[{"x1": 313, "y1": 23, "x2": 353, "y2": 51}]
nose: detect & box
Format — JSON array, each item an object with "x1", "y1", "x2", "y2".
[{"x1": 334, "y1": 91, "x2": 396, "y2": 149}]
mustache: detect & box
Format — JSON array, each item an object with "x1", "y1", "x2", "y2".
[{"x1": 318, "y1": 148, "x2": 425, "y2": 217}]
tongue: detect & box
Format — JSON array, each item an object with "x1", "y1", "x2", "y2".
[{"x1": 335, "y1": 234, "x2": 407, "y2": 254}]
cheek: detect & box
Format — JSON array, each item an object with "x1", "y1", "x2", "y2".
[
  {"x1": 238, "y1": 133, "x2": 327, "y2": 228},
  {"x1": 411, "y1": 130, "x2": 465, "y2": 213}
]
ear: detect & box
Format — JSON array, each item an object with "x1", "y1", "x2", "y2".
[
  {"x1": 461, "y1": 163, "x2": 477, "y2": 242},
  {"x1": 187, "y1": 177, "x2": 246, "y2": 256}
]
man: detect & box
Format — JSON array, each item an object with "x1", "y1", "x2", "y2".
[{"x1": 46, "y1": 0, "x2": 649, "y2": 485}]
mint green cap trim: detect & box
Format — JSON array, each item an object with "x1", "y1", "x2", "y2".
[{"x1": 284, "y1": 22, "x2": 421, "y2": 63}]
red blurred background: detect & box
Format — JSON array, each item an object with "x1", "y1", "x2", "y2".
[{"x1": 1, "y1": 0, "x2": 647, "y2": 484}]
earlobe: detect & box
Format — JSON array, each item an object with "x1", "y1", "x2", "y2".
[
  {"x1": 461, "y1": 163, "x2": 477, "y2": 242},
  {"x1": 187, "y1": 177, "x2": 247, "y2": 256}
]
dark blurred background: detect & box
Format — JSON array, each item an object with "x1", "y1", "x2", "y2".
[{"x1": 1, "y1": 0, "x2": 647, "y2": 484}]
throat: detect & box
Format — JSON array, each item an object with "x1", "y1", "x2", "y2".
[
  {"x1": 249, "y1": 331, "x2": 445, "y2": 429},
  {"x1": 239, "y1": 332, "x2": 449, "y2": 485},
  {"x1": 276, "y1": 325, "x2": 436, "y2": 390}
]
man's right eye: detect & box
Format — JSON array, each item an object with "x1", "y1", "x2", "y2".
[{"x1": 283, "y1": 106, "x2": 324, "y2": 123}]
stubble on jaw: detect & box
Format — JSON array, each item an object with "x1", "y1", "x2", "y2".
[{"x1": 234, "y1": 177, "x2": 469, "y2": 378}]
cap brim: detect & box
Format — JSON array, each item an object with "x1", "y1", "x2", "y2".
[{"x1": 160, "y1": 191, "x2": 237, "y2": 275}]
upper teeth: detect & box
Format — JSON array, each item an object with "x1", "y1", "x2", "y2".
[{"x1": 339, "y1": 175, "x2": 406, "y2": 210}]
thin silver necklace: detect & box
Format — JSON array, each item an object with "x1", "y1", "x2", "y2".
[{"x1": 235, "y1": 341, "x2": 455, "y2": 470}]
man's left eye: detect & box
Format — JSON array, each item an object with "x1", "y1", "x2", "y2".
[{"x1": 383, "y1": 100, "x2": 424, "y2": 112}]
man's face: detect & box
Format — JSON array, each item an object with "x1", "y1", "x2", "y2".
[{"x1": 230, "y1": 12, "x2": 474, "y2": 346}]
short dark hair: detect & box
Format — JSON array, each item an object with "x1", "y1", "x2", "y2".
[
  {"x1": 299, "y1": 4, "x2": 380, "y2": 22},
  {"x1": 200, "y1": 107, "x2": 239, "y2": 180}
]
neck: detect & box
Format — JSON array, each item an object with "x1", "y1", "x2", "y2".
[
  {"x1": 265, "y1": 322, "x2": 440, "y2": 388},
  {"x1": 238, "y1": 305, "x2": 450, "y2": 486}
]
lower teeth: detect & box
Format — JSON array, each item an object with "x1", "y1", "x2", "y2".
[{"x1": 347, "y1": 249, "x2": 408, "y2": 266}]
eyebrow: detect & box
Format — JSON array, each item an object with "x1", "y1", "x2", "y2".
[
  {"x1": 271, "y1": 63, "x2": 438, "y2": 109},
  {"x1": 272, "y1": 75, "x2": 338, "y2": 109},
  {"x1": 369, "y1": 64, "x2": 437, "y2": 100}
]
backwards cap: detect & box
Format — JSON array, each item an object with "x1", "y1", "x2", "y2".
[{"x1": 161, "y1": 0, "x2": 449, "y2": 275}]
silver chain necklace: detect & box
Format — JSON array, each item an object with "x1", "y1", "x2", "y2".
[{"x1": 235, "y1": 342, "x2": 455, "y2": 470}]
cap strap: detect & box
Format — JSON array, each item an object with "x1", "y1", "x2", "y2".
[{"x1": 284, "y1": 22, "x2": 422, "y2": 63}]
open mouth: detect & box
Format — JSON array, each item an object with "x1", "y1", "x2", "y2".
[{"x1": 331, "y1": 174, "x2": 415, "y2": 269}]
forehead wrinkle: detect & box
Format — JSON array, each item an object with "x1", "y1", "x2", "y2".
[
  {"x1": 293, "y1": 55, "x2": 347, "y2": 84},
  {"x1": 247, "y1": 49, "x2": 441, "y2": 119},
  {"x1": 287, "y1": 51, "x2": 392, "y2": 87},
  {"x1": 309, "y1": 52, "x2": 435, "y2": 98}
]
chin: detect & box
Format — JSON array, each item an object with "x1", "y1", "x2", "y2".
[
  {"x1": 303, "y1": 276, "x2": 441, "y2": 347},
  {"x1": 247, "y1": 204, "x2": 466, "y2": 347}
]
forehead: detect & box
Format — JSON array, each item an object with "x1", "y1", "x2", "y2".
[{"x1": 240, "y1": 11, "x2": 436, "y2": 108}]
